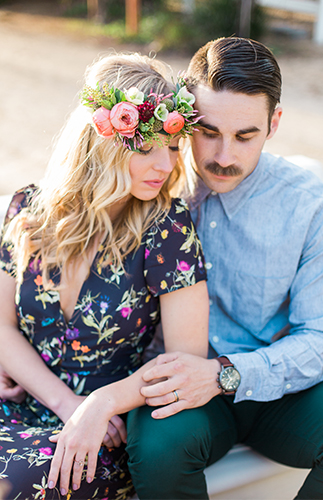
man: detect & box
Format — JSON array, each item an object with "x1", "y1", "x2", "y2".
[{"x1": 126, "y1": 37, "x2": 323, "y2": 499}]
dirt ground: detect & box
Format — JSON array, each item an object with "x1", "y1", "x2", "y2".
[{"x1": 1, "y1": 6, "x2": 323, "y2": 195}]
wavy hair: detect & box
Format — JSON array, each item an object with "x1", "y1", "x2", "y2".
[{"x1": 4, "y1": 53, "x2": 184, "y2": 288}]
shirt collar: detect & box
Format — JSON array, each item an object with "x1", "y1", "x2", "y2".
[
  {"x1": 218, "y1": 154, "x2": 266, "y2": 219},
  {"x1": 185, "y1": 152, "x2": 267, "y2": 219}
]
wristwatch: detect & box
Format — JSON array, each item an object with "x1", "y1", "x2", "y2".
[{"x1": 216, "y1": 356, "x2": 241, "y2": 395}]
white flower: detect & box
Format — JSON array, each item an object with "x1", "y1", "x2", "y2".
[
  {"x1": 125, "y1": 87, "x2": 145, "y2": 105},
  {"x1": 154, "y1": 103, "x2": 169, "y2": 122},
  {"x1": 176, "y1": 86, "x2": 196, "y2": 105}
]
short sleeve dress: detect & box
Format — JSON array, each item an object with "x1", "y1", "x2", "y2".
[{"x1": 0, "y1": 186, "x2": 207, "y2": 500}]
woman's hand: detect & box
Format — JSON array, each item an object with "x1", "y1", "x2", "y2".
[
  {"x1": 0, "y1": 367, "x2": 26, "y2": 404},
  {"x1": 47, "y1": 389, "x2": 113, "y2": 495}
]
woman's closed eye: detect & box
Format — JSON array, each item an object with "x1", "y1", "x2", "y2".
[
  {"x1": 138, "y1": 146, "x2": 153, "y2": 155},
  {"x1": 169, "y1": 146, "x2": 180, "y2": 152}
]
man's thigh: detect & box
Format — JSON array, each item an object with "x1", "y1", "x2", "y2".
[
  {"x1": 126, "y1": 397, "x2": 238, "y2": 499},
  {"x1": 243, "y1": 382, "x2": 323, "y2": 469}
]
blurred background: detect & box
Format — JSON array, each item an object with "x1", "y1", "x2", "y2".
[{"x1": 0, "y1": 0, "x2": 323, "y2": 195}]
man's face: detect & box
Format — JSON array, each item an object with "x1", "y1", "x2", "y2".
[{"x1": 191, "y1": 86, "x2": 282, "y2": 193}]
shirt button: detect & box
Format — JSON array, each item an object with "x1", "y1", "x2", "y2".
[
  {"x1": 210, "y1": 221, "x2": 217, "y2": 228},
  {"x1": 205, "y1": 262, "x2": 213, "y2": 270},
  {"x1": 211, "y1": 191, "x2": 217, "y2": 196},
  {"x1": 286, "y1": 383, "x2": 291, "y2": 390},
  {"x1": 209, "y1": 299, "x2": 213, "y2": 306},
  {"x1": 246, "y1": 390, "x2": 253, "y2": 397},
  {"x1": 212, "y1": 335, "x2": 219, "y2": 343}
]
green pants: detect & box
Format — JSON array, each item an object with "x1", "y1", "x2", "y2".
[{"x1": 126, "y1": 382, "x2": 323, "y2": 499}]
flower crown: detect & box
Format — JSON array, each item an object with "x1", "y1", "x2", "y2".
[{"x1": 81, "y1": 77, "x2": 201, "y2": 152}]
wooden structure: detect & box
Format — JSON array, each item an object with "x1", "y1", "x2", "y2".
[
  {"x1": 256, "y1": 0, "x2": 323, "y2": 44},
  {"x1": 125, "y1": 0, "x2": 141, "y2": 35}
]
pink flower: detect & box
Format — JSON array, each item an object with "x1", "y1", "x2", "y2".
[
  {"x1": 41, "y1": 352, "x2": 50, "y2": 362},
  {"x1": 110, "y1": 102, "x2": 139, "y2": 138},
  {"x1": 163, "y1": 111, "x2": 185, "y2": 134},
  {"x1": 145, "y1": 248, "x2": 150, "y2": 259},
  {"x1": 177, "y1": 261, "x2": 190, "y2": 272},
  {"x1": 20, "y1": 433, "x2": 32, "y2": 439},
  {"x1": 121, "y1": 307, "x2": 132, "y2": 318},
  {"x1": 39, "y1": 447, "x2": 52, "y2": 456},
  {"x1": 92, "y1": 107, "x2": 114, "y2": 137}
]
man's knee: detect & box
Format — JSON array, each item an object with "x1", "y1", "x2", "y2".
[{"x1": 127, "y1": 404, "x2": 212, "y2": 470}]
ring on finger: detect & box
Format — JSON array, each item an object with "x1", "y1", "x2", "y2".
[
  {"x1": 74, "y1": 459, "x2": 85, "y2": 467},
  {"x1": 173, "y1": 390, "x2": 179, "y2": 403}
]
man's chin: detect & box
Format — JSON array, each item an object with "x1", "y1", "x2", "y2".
[{"x1": 204, "y1": 174, "x2": 242, "y2": 193}]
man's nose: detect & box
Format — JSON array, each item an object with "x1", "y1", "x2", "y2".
[{"x1": 214, "y1": 139, "x2": 235, "y2": 168}]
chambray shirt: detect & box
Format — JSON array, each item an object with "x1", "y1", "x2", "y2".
[{"x1": 188, "y1": 151, "x2": 323, "y2": 403}]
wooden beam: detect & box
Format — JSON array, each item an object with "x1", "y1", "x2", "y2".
[
  {"x1": 126, "y1": 0, "x2": 140, "y2": 35},
  {"x1": 87, "y1": 0, "x2": 99, "y2": 19},
  {"x1": 239, "y1": 0, "x2": 253, "y2": 37}
]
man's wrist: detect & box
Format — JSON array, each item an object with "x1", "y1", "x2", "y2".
[{"x1": 216, "y1": 356, "x2": 241, "y2": 395}]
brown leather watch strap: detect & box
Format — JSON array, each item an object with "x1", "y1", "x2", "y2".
[
  {"x1": 217, "y1": 356, "x2": 233, "y2": 368},
  {"x1": 216, "y1": 356, "x2": 236, "y2": 396}
]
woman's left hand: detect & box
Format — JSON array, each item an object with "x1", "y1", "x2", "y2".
[{"x1": 47, "y1": 390, "x2": 113, "y2": 495}]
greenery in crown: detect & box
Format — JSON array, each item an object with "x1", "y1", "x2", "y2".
[{"x1": 81, "y1": 77, "x2": 201, "y2": 152}]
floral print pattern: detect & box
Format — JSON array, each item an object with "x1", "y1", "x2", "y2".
[{"x1": 0, "y1": 186, "x2": 206, "y2": 499}]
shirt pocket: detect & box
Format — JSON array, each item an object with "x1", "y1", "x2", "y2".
[{"x1": 223, "y1": 270, "x2": 291, "y2": 335}]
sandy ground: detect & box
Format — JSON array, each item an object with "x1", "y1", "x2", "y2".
[{"x1": 0, "y1": 8, "x2": 323, "y2": 195}]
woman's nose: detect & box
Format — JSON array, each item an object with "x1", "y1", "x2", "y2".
[{"x1": 154, "y1": 147, "x2": 176, "y2": 174}]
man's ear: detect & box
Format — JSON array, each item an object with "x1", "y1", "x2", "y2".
[{"x1": 267, "y1": 106, "x2": 282, "y2": 140}]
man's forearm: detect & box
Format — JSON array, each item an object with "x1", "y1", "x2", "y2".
[{"x1": 229, "y1": 331, "x2": 323, "y2": 403}]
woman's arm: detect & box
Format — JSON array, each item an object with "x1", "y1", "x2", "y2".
[
  {"x1": 0, "y1": 365, "x2": 27, "y2": 403},
  {"x1": 0, "y1": 269, "x2": 84, "y2": 422},
  {"x1": 48, "y1": 280, "x2": 209, "y2": 493}
]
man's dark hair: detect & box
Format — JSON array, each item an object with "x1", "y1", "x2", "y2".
[{"x1": 187, "y1": 37, "x2": 282, "y2": 124}]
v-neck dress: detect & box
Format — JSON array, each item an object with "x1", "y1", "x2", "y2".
[{"x1": 0, "y1": 185, "x2": 206, "y2": 500}]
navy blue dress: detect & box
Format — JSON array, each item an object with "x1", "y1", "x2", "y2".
[{"x1": 0, "y1": 186, "x2": 206, "y2": 500}]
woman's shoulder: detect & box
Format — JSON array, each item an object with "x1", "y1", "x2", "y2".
[
  {"x1": 4, "y1": 184, "x2": 38, "y2": 225},
  {"x1": 153, "y1": 197, "x2": 192, "y2": 229}
]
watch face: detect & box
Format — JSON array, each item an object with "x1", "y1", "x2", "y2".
[{"x1": 220, "y1": 367, "x2": 241, "y2": 391}]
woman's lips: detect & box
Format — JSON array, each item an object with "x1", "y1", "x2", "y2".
[{"x1": 144, "y1": 179, "x2": 166, "y2": 188}]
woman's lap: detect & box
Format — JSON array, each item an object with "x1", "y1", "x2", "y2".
[{"x1": 0, "y1": 399, "x2": 134, "y2": 500}]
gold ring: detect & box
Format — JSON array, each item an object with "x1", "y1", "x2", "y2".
[
  {"x1": 74, "y1": 459, "x2": 84, "y2": 467},
  {"x1": 173, "y1": 390, "x2": 179, "y2": 403}
]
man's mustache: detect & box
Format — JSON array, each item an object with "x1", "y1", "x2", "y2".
[{"x1": 205, "y1": 161, "x2": 242, "y2": 177}]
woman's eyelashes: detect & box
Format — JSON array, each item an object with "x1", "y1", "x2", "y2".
[
  {"x1": 169, "y1": 146, "x2": 180, "y2": 152},
  {"x1": 139, "y1": 147, "x2": 153, "y2": 155}
]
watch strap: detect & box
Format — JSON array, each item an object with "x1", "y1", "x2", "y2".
[
  {"x1": 217, "y1": 356, "x2": 233, "y2": 368},
  {"x1": 216, "y1": 356, "x2": 236, "y2": 396}
]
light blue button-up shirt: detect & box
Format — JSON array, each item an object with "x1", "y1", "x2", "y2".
[{"x1": 188, "y1": 152, "x2": 323, "y2": 403}]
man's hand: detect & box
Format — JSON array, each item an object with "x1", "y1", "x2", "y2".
[
  {"x1": 0, "y1": 368, "x2": 26, "y2": 404},
  {"x1": 141, "y1": 352, "x2": 222, "y2": 419},
  {"x1": 102, "y1": 415, "x2": 127, "y2": 448}
]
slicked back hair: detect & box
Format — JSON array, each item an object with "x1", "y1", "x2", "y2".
[{"x1": 187, "y1": 37, "x2": 282, "y2": 128}]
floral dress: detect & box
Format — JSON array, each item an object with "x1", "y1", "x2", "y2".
[{"x1": 0, "y1": 186, "x2": 206, "y2": 500}]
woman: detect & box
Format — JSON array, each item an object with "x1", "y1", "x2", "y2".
[{"x1": 0, "y1": 53, "x2": 208, "y2": 499}]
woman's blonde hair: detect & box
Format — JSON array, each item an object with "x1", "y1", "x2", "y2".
[{"x1": 4, "y1": 53, "x2": 185, "y2": 287}]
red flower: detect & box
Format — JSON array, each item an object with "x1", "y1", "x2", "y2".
[
  {"x1": 138, "y1": 101, "x2": 155, "y2": 123},
  {"x1": 172, "y1": 222, "x2": 183, "y2": 233}
]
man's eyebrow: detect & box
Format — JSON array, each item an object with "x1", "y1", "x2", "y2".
[
  {"x1": 236, "y1": 126, "x2": 261, "y2": 135},
  {"x1": 199, "y1": 121, "x2": 261, "y2": 135},
  {"x1": 199, "y1": 121, "x2": 219, "y2": 132}
]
